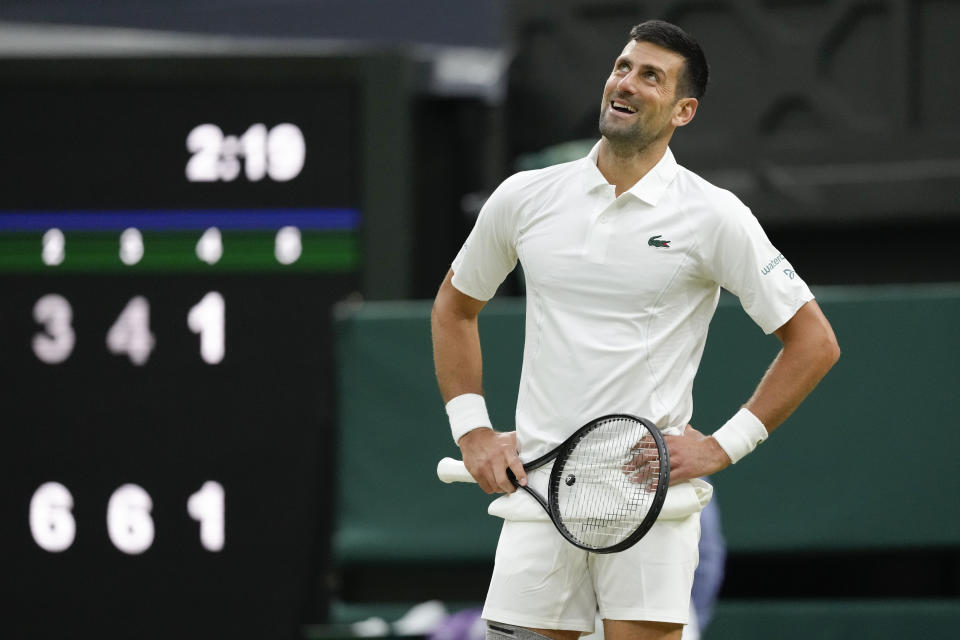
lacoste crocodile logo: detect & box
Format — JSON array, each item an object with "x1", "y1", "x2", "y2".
[{"x1": 648, "y1": 235, "x2": 671, "y2": 248}]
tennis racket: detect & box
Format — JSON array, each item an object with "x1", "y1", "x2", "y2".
[{"x1": 437, "y1": 414, "x2": 669, "y2": 554}]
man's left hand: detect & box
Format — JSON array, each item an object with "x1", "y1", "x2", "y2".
[{"x1": 663, "y1": 425, "x2": 731, "y2": 484}]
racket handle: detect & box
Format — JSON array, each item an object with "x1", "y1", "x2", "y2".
[{"x1": 436, "y1": 457, "x2": 477, "y2": 484}]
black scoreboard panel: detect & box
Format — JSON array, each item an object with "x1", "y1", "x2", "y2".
[
  {"x1": 0, "y1": 55, "x2": 382, "y2": 638},
  {"x1": 2, "y1": 274, "x2": 346, "y2": 637},
  {"x1": 2, "y1": 56, "x2": 358, "y2": 209}
]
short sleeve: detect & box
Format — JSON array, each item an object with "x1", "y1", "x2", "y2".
[
  {"x1": 703, "y1": 199, "x2": 814, "y2": 334},
  {"x1": 450, "y1": 177, "x2": 521, "y2": 301}
]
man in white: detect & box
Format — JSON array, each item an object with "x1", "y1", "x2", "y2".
[{"x1": 431, "y1": 20, "x2": 840, "y2": 640}]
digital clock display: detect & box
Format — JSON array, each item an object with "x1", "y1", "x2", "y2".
[{"x1": 0, "y1": 55, "x2": 366, "y2": 638}]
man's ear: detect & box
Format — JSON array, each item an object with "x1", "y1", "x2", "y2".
[{"x1": 672, "y1": 97, "x2": 699, "y2": 128}]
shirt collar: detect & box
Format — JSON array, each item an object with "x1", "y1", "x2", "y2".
[{"x1": 580, "y1": 140, "x2": 679, "y2": 206}]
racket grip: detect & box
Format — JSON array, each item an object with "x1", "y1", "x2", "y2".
[{"x1": 436, "y1": 457, "x2": 477, "y2": 484}]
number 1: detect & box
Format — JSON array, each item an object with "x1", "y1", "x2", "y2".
[
  {"x1": 188, "y1": 292, "x2": 225, "y2": 364},
  {"x1": 188, "y1": 481, "x2": 225, "y2": 551}
]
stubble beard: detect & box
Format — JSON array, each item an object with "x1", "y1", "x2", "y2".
[{"x1": 598, "y1": 109, "x2": 660, "y2": 157}]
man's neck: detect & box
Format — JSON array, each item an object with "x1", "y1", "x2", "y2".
[{"x1": 596, "y1": 136, "x2": 670, "y2": 197}]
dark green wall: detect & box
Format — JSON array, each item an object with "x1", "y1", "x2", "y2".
[{"x1": 333, "y1": 283, "x2": 960, "y2": 561}]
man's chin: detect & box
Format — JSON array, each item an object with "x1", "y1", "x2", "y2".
[{"x1": 599, "y1": 120, "x2": 641, "y2": 143}]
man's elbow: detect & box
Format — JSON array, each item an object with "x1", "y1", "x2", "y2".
[
  {"x1": 783, "y1": 300, "x2": 841, "y2": 373},
  {"x1": 817, "y1": 326, "x2": 841, "y2": 373}
]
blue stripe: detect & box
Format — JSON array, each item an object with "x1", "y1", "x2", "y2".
[{"x1": 0, "y1": 208, "x2": 361, "y2": 231}]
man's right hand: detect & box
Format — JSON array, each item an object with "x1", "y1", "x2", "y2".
[{"x1": 458, "y1": 428, "x2": 527, "y2": 494}]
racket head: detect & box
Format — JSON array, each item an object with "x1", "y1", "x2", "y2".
[{"x1": 546, "y1": 414, "x2": 669, "y2": 553}]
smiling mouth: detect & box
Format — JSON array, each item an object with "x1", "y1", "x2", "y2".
[{"x1": 610, "y1": 100, "x2": 637, "y2": 114}]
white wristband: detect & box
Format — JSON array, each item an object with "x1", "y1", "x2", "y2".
[
  {"x1": 445, "y1": 393, "x2": 493, "y2": 444},
  {"x1": 711, "y1": 407, "x2": 768, "y2": 464}
]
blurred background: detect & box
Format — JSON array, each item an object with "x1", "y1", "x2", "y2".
[{"x1": 1, "y1": 1, "x2": 958, "y2": 639}]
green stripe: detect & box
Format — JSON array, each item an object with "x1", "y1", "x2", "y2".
[{"x1": 0, "y1": 230, "x2": 359, "y2": 273}]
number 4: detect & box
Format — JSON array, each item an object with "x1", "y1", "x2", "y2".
[{"x1": 106, "y1": 296, "x2": 155, "y2": 365}]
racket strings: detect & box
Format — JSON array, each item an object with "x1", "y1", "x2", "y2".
[{"x1": 553, "y1": 417, "x2": 661, "y2": 549}]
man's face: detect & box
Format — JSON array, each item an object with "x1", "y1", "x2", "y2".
[{"x1": 598, "y1": 40, "x2": 689, "y2": 149}]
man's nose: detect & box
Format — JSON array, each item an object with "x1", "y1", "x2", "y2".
[{"x1": 616, "y1": 71, "x2": 637, "y2": 94}]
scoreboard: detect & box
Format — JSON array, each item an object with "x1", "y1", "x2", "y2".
[{"x1": 0, "y1": 54, "x2": 408, "y2": 638}]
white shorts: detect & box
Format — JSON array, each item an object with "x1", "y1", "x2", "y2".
[{"x1": 481, "y1": 512, "x2": 701, "y2": 633}]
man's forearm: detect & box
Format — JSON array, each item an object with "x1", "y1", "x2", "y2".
[
  {"x1": 431, "y1": 307, "x2": 484, "y2": 403},
  {"x1": 744, "y1": 301, "x2": 840, "y2": 433},
  {"x1": 431, "y1": 272, "x2": 523, "y2": 493},
  {"x1": 431, "y1": 270, "x2": 487, "y2": 403},
  {"x1": 670, "y1": 300, "x2": 840, "y2": 481},
  {"x1": 744, "y1": 333, "x2": 839, "y2": 432}
]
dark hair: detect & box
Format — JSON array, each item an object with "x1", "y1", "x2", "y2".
[{"x1": 629, "y1": 20, "x2": 709, "y2": 100}]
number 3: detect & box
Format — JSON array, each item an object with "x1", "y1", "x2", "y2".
[{"x1": 32, "y1": 294, "x2": 75, "y2": 364}]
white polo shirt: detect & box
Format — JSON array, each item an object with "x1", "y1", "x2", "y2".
[{"x1": 452, "y1": 141, "x2": 813, "y2": 462}]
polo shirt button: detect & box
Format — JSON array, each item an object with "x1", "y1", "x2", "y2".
[{"x1": 599, "y1": 215, "x2": 609, "y2": 224}]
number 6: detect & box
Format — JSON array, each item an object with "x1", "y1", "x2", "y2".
[
  {"x1": 30, "y1": 482, "x2": 76, "y2": 552},
  {"x1": 107, "y1": 484, "x2": 155, "y2": 555}
]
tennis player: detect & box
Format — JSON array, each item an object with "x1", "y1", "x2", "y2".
[{"x1": 431, "y1": 19, "x2": 840, "y2": 640}]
